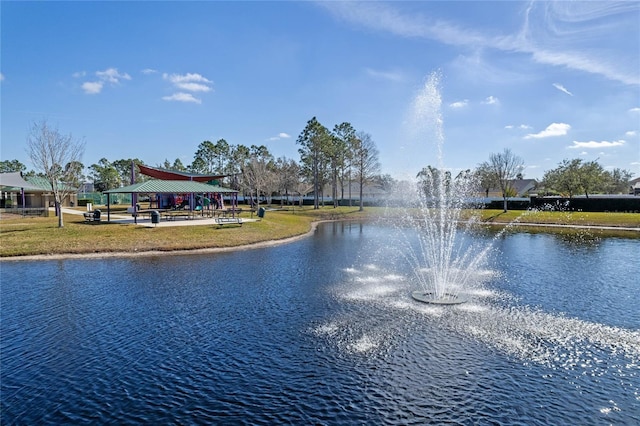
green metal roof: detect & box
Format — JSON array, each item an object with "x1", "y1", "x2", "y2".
[
  {"x1": 26, "y1": 176, "x2": 57, "y2": 191},
  {"x1": 0, "y1": 173, "x2": 75, "y2": 192},
  {"x1": 102, "y1": 180, "x2": 237, "y2": 194}
]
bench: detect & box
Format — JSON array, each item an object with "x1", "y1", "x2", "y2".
[{"x1": 215, "y1": 217, "x2": 242, "y2": 227}]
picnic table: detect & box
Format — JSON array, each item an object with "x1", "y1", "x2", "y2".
[
  {"x1": 136, "y1": 209, "x2": 169, "y2": 219},
  {"x1": 162, "y1": 210, "x2": 196, "y2": 220}
]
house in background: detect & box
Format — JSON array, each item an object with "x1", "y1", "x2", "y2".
[{"x1": 484, "y1": 179, "x2": 538, "y2": 198}]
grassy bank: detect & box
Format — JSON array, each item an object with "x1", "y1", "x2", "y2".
[
  {"x1": 1, "y1": 206, "x2": 638, "y2": 258},
  {"x1": 477, "y1": 209, "x2": 640, "y2": 228},
  {"x1": 0, "y1": 207, "x2": 369, "y2": 258}
]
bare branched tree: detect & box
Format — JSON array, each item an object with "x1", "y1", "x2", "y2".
[
  {"x1": 353, "y1": 131, "x2": 380, "y2": 211},
  {"x1": 485, "y1": 148, "x2": 524, "y2": 212},
  {"x1": 27, "y1": 120, "x2": 85, "y2": 227},
  {"x1": 242, "y1": 157, "x2": 269, "y2": 209},
  {"x1": 275, "y1": 156, "x2": 299, "y2": 206},
  {"x1": 294, "y1": 181, "x2": 314, "y2": 207}
]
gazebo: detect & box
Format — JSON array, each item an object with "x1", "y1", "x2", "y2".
[
  {"x1": 102, "y1": 180, "x2": 238, "y2": 223},
  {"x1": 135, "y1": 164, "x2": 232, "y2": 209}
]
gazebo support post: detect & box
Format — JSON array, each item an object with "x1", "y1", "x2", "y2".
[{"x1": 131, "y1": 160, "x2": 138, "y2": 224}]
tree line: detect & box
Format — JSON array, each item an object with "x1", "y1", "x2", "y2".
[
  {"x1": 2, "y1": 120, "x2": 636, "y2": 224},
  {"x1": 416, "y1": 148, "x2": 635, "y2": 213},
  {"x1": 2, "y1": 118, "x2": 383, "y2": 219}
]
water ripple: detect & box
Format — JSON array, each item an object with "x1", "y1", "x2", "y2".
[{"x1": 2, "y1": 227, "x2": 639, "y2": 425}]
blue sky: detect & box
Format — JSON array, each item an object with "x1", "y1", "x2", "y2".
[{"x1": 1, "y1": 1, "x2": 639, "y2": 181}]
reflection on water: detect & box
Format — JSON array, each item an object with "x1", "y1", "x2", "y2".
[
  {"x1": 1, "y1": 222, "x2": 639, "y2": 424},
  {"x1": 323, "y1": 263, "x2": 639, "y2": 372}
]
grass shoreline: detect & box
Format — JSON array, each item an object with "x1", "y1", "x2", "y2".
[{"x1": 1, "y1": 207, "x2": 638, "y2": 260}]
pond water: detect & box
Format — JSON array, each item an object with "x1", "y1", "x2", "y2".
[{"x1": 1, "y1": 222, "x2": 639, "y2": 425}]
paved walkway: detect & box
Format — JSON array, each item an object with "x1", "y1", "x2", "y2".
[{"x1": 59, "y1": 208, "x2": 257, "y2": 228}]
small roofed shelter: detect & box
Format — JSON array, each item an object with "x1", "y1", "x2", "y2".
[
  {"x1": 102, "y1": 180, "x2": 238, "y2": 223},
  {"x1": 135, "y1": 164, "x2": 228, "y2": 210},
  {"x1": 0, "y1": 172, "x2": 53, "y2": 209}
]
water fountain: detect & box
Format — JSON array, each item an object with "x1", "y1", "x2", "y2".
[
  {"x1": 401, "y1": 72, "x2": 493, "y2": 305},
  {"x1": 310, "y1": 72, "x2": 640, "y2": 422}
]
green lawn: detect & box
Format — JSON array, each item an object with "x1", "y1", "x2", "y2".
[
  {"x1": 477, "y1": 209, "x2": 640, "y2": 228},
  {"x1": 1, "y1": 206, "x2": 637, "y2": 258}
]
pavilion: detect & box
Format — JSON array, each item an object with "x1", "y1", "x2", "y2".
[{"x1": 102, "y1": 164, "x2": 239, "y2": 223}]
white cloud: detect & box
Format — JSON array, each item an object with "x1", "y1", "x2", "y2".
[
  {"x1": 162, "y1": 73, "x2": 214, "y2": 103},
  {"x1": 482, "y1": 96, "x2": 499, "y2": 105},
  {"x1": 629, "y1": 107, "x2": 640, "y2": 113},
  {"x1": 0, "y1": 73, "x2": 4, "y2": 82},
  {"x1": 506, "y1": 124, "x2": 532, "y2": 130},
  {"x1": 267, "y1": 132, "x2": 292, "y2": 141},
  {"x1": 141, "y1": 68, "x2": 158, "y2": 75},
  {"x1": 320, "y1": 2, "x2": 489, "y2": 48},
  {"x1": 163, "y1": 73, "x2": 212, "y2": 86},
  {"x1": 625, "y1": 130, "x2": 637, "y2": 137},
  {"x1": 162, "y1": 93, "x2": 202, "y2": 104},
  {"x1": 365, "y1": 67, "x2": 404, "y2": 82},
  {"x1": 319, "y1": 1, "x2": 639, "y2": 86},
  {"x1": 526, "y1": 48, "x2": 638, "y2": 87},
  {"x1": 96, "y1": 68, "x2": 131, "y2": 84},
  {"x1": 552, "y1": 83, "x2": 573, "y2": 96},
  {"x1": 82, "y1": 81, "x2": 104, "y2": 95},
  {"x1": 80, "y1": 68, "x2": 130, "y2": 94},
  {"x1": 449, "y1": 100, "x2": 469, "y2": 109},
  {"x1": 524, "y1": 123, "x2": 571, "y2": 139},
  {"x1": 173, "y1": 82, "x2": 212, "y2": 92},
  {"x1": 568, "y1": 140, "x2": 625, "y2": 149}
]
